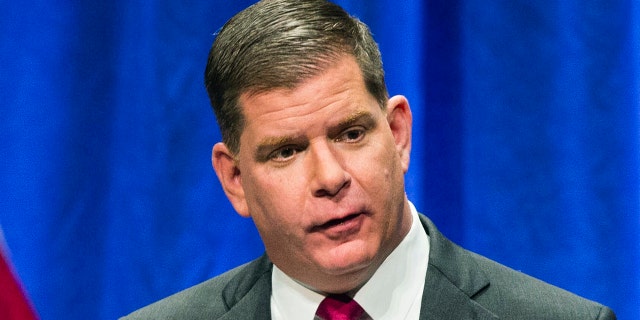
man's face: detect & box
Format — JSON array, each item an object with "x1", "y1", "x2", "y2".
[{"x1": 212, "y1": 55, "x2": 413, "y2": 293}]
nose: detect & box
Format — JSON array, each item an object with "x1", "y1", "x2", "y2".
[{"x1": 308, "y1": 141, "x2": 350, "y2": 198}]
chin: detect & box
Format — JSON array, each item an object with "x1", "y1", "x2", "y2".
[
  {"x1": 321, "y1": 259, "x2": 368, "y2": 274},
  {"x1": 318, "y1": 247, "x2": 378, "y2": 277},
  {"x1": 314, "y1": 261, "x2": 374, "y2": 294}
]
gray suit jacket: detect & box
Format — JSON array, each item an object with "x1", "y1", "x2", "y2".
[{"x1": 122, "y1": 214, "x2": 616, "y2": 319}]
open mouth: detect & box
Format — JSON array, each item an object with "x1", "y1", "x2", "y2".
[{"x1": 311, "y1": 213, "x2": 363, "y2": 233}]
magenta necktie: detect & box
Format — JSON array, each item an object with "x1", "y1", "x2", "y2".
[{"x1": 315, "y1": 294, "x2": 368, "y2": 320}]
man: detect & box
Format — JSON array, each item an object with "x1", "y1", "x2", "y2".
[{"x1": 123, "y1": 0, "x2": 616, "y2": 319}]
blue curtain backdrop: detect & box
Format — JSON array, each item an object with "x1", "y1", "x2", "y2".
[{"x1": 1, "y1": 0, "x2": 638, "y2": 319}]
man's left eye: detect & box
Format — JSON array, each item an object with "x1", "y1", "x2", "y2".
[{"x1": 337, "y1": 127, "x2": 365, "y2": 143}]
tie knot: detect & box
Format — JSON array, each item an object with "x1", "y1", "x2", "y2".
[{"x1": 315, "y1": 294, "x2": 367, "y2": 320}]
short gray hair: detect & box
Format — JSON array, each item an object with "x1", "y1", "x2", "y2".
[{"x1": 204, "y1": 0, "x2": 388, "y2": 154}]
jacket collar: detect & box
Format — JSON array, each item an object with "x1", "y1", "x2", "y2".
[
  {"x1": 219, "y1": 255, "x2": 273, "y2": 320},
  {"x1": 219, "y1": 214, "x2": 499, "y2": 319},
  {"x1": 418, "y1": 214, "x2": 498, "y2": 319}
]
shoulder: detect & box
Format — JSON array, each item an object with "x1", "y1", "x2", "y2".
[
  {"x1": 470, "y1": 250, "x2": 616, "y2": 319},
  {"x1": 418, "y1": 213, "x2": 615, "y2": 319},
  {"x1": 120, "y1": 256, "x2": 271, "y2": 320}
]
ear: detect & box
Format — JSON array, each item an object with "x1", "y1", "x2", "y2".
[
  {"x1": 386, "y1": 95, "x2": 412, "y2": 173},
  {"x1": 212, "y1": 143, "x2": 250, "y2": 217}
]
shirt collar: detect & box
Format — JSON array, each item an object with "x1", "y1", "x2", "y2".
[{"x1": 271, "y1": 201, "x2": 430, "y2": 320}]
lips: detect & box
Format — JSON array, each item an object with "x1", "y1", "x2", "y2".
[{"x1": 310, "y1": 212, "x2": 365, "y2": 238}]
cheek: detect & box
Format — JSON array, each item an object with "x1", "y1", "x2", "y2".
[
  {"x1": 354, "y1": 140, "x2": 405, "y2": 214},
  {"x1": 242, "y1": 169, "x2": 304, "y2": 227},
  {"x1": 355, "y1": 139, "x2": 400, "y2": 182}
]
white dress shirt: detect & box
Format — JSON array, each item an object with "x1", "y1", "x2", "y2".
[{"x1": 271, "y1": 201, "x2": 430, "y2": 319}]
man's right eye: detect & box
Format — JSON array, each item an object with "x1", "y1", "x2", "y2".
[{"x1": 269, "y1": 146, "x2": 299, "y2": 162}]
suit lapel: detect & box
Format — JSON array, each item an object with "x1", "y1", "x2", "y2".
[
  {"x1": 216, "y1": 216, "x2": 499, "y2": 320},
  {"x1": 219, "y1": 255, "x2": 273, "y2": 320},
  {"x1": 418, "y1": 215, "x2": 499, "y2": 319}
]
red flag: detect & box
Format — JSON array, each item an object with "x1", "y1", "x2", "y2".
[{"x1": 0, "y1": 240, "x2": 38, "y2": 319}]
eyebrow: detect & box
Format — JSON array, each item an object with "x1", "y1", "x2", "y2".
[
  {"x1": 254, "y1": 134, "x2": 307, "y2": 162},
  {"x1": 327, "y1": 110, "x2": 377, "y2": 138},
  {"x1": 253, "y1": 109, "x2": 378, "y2": 161}
]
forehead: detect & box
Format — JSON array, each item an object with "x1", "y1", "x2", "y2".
[
  {"x1": 239, "y1": 55, "x2": 376, "y2": 125},
  {"x1": 235, "y1": 56, "x2": 381, "y2": 152}
]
